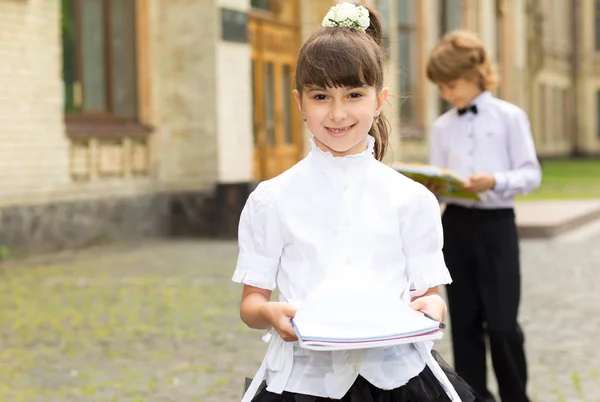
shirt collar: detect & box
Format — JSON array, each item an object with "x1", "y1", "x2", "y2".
[
  {"x1": 308, "y1": 135, "x2": 376, "y2": 171},
  {"x1": 471, "y1": 90, "x2": 493, "y2": 106},
  {"x1": 455, "y1": 90, "x2": 493, "y2": 117}
]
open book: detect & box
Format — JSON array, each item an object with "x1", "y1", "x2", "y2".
[
  {"x1": 391, "y1": 162, "x2": 485, "y2": 201},
  {"x1": 290, "y1": 268, "x2": 445, "y2": 352}
]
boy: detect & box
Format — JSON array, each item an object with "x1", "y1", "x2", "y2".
[{"x1": 425, "y1": 30, "x2": 541, "y2": 402}]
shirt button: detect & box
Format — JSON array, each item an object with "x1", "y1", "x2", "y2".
[{"x1": 345, "y1": 258, "x2": 351, "y2": 265}]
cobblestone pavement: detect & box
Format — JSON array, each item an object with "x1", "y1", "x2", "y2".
[{"x1": 0, "y1": 223, "x2": 598, "y2": 402}]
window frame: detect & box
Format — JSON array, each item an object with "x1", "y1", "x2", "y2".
[
  {"x1": 438, "y1": 0, "x2": 464, "y2": 114},
  {"x1": 595, "y1": 0, "x2": 600, "y2": 52},
  {"x1": 397, "y1": 0, "x2": 422, "y2": 137},
  {"x1": 596, "y1": 89, "x2": 600, "y2": 138},
  {"x1": 63, "y1": 0, "x2": 152, "y2": 138}
]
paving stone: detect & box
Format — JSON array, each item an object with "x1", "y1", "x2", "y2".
[{"x1": 0, "y1": 226, "x2": 598, "y2": 401}]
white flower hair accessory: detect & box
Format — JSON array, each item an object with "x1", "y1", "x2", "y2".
[{"x1": 322, "y1": 3, "x2": 370, "y2": 32}]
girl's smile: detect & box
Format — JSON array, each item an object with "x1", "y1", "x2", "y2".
[{"x1": 325, "y1": 123, "x2": 356, "y2": 137}]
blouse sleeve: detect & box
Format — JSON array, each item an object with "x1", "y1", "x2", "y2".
[
  {"x1": 400, "y1": 185, "x2": 452, "y2": 296},
  {"x1": 232, "y1": 181, "x2": 284, "y2": 290}
]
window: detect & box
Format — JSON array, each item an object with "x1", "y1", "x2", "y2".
[
  {"x1": 596, "y1": 90, "x2": 600, "y2": 138},
  {"x1": 596, "y1": 0, "x2": 600, "y2": 51},
  {"x1": 438, "y1": 0, "x2": 463, "y2": 113},
  {"x1": 562, "y1": 88, "x2": 571, "y2": 143},
  {"x1": 251, "y1": 0, "x2": 271, "y2": 11},
  {"x1": 374, "y1": 0, "x2": 391, "y2": 50},
  {"x1": 553, "y1": 87, "x2": 563, "y2": 143},
  {"x1": 538, "y1": 84, "x2": 546, "y2": 145},
  {"x1": 495, "y1": 5, "x2": 503, "y2": 98},
  {"x1": 398, "y1": 0, "x2": 419, "y2": 126},
  {"x1": 62, "y1": 0, "x2": 138, "y2": 121},
  {"x1": 440, "y1": 0, "x2": 462, "y2": 33}
]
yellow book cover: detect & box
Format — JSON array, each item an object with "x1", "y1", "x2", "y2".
[{"x1": 391, "y1": 163, "x2": 485, "y2": 201}]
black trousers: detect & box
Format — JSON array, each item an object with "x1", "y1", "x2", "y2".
[{"x1": 442, "y1": 205, "x2": 530, "y2": 402}]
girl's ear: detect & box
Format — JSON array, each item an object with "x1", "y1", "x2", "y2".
[
  {"x1": 376, "y1": 87, "x2": 390, "y2": 114},
  {"x1": 293, "y1": 89, "x2": 303, "y2": 112}
]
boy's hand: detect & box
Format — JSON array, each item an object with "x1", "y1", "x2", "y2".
[
  {"x1": 423, "y1": 179, "x2": 448, "y2": 197},
  {"x1": 260, "y1": 302, "x2": 298, "y2": 342},
  {"x1": 464, "y1": 173, "x2": 495, "y2": 193},
  {"x1": 409, "y1": 294, "x2": 447, "y2": 323}
]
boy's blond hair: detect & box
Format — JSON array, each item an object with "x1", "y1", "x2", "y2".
[{"x1": 426, "y1": 30, "x2": 499, "y2": 92}]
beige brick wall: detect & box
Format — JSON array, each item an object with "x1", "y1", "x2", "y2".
[{"x1": 0, "y1": 0, "x2": 70, "y2": 206}]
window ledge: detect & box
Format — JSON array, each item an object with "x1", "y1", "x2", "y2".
[{"x1": 66, "y1": 119, "x2": 154, "y2": 140}]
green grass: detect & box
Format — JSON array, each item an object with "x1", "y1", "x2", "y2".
[{"x1": 518, "y1": 158, "x2": 600, "y2": 200}]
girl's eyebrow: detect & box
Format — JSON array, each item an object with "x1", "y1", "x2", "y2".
[{"x1": 306, "y1": 85, "x2": 367, "y2": 92}]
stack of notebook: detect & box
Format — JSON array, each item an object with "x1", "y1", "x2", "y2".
[{"x1": 291, "y1": 268, "x2": 445, "y2": 351}]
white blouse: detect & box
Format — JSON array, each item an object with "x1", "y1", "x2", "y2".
[{"x1": 233, "y1": 136, "x2": 459, "y2": 401}]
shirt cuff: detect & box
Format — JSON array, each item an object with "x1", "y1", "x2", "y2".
[
  {"x1": 232, "y1": 252, "x2": 279, "y2": 290},
  {"x1": 493, "y1": 172, "x2": 508, "y2": 192},
  {"x1": 407, "y1": 251, "x2": 453, "y2": 291}
]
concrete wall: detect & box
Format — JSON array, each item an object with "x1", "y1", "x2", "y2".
[{"x1": 149, "y1": 0, "x2": 219, "y2": 191}]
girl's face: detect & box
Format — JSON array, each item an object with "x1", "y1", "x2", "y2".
[{"x1": 294, "y1": 85, "x2": 389, "y2": 157}]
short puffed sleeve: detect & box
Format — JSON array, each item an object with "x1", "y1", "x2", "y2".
[
  {"x1": 401, "y1": 185, "x2": 452, "y2": 295},
  {"x1": 232, "y1": 181, "x2": 283, "y2": 290}
]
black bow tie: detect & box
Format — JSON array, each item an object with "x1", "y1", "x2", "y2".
[{"x1": 457, "y1": 104, "x2": 478, "y2": 116}]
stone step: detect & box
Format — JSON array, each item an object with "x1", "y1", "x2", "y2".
[{"x1": 516, "y1": 199, "x2": 600, "y2": 238}]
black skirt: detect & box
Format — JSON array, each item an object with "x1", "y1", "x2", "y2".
[{"x1": 250, "y1": 351, "x2": 476, "y2": 402}]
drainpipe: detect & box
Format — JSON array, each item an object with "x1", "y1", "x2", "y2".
[{"x1": 570, "y1": 0, "x2": 580, "y2": 156}]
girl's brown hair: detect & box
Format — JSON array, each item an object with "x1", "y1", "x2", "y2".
[
  {"x1": 294, "y1": 4, "x2": 390, "y2": 161},
  {"x1": 426, "y1": 30, "x2": 499, "y2": 92}
]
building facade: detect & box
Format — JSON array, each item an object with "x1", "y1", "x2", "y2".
[
  {"x1": 0, "y1": 0, "x2": 598, "y2": 252},
  {"x1": 384, "y1": 0, "x2": 600, "y2": 161}
]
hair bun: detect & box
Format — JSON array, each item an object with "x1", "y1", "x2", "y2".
[{"x1": 363, "y1": 5, "x2": 384, "y2": 48}]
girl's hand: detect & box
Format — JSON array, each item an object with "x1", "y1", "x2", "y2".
[
  {"x1": 409, "y1": 294, "x2": 447, "y2": 323},
  {"x1": 260, "y1": 302, "x2": 298, "y2": 342}
]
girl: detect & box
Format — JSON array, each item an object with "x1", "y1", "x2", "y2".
[{"x1": 233, "y1": 3, "x2": 475, "y2": 402}]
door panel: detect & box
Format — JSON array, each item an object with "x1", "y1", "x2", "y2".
[{"x1": 249, "y1": 9, "x2": 302, "y2": 181}]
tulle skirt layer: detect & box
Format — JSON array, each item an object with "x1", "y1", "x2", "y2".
[{"x1": 250, "y1": 350, "x2": 475, "y2": 402}]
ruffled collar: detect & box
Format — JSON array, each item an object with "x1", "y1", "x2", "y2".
[{"x1": 308, "y1": 135, "x2": 376, "y2": 171}]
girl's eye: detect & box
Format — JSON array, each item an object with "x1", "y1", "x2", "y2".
[
  {"x1": 348, "y1": 92, "x2": 362, "y2": 99},
  {"x1": 313, "y1": 94, "x2": 328, "y2": 100}
]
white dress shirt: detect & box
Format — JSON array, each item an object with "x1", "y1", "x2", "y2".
[
  {"x1": 429, "y1": 91, "x2": 541, "y2": 209},
  {"x1": 233, "y1": 136, "x2": 460, "y2": 401}
]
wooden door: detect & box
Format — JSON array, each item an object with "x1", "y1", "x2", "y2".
[{"x1": 249, "y1": 12, "x2": 302, "y2": 182}]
